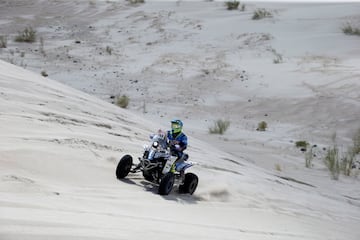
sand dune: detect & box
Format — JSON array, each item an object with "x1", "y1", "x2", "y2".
[{"x1": 1, "y1": 1, "x2": 360, "y2": 239}]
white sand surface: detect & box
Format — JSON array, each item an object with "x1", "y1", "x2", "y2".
[{"x1": 0, "y1": 1, "x2": 360, "y2": 239}]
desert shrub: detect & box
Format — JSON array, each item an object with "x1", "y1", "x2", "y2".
[
  {"x1": 39, "y1": 37, "x2": 46, "y2": 56},
  {"x1": 338, "y1": 128, "x2": 360, "y2": 175},
  {"x1": 142, "y1": 101, "x2": 147, "y2": 114},
  {"x1": 352, "y1": 128, "x2": 360, "y2": 154},
  {"x1": 295, "y1": 140, "x2": 309, "y2": 149},
  {"x1": 256, "y1": 121, "x2": 267, "y2": 131},
  {"x1": 128, "y1": 0, "x2": 145, "y2": 4},
  {"x1": 275, "y1": 163, "x2": 282, "y2": 171},
  {"x1": 322, "y1": 131, "x2": 360, "y2": 178},
  {"x1": 106, "y1": 46, "x2": 112, "y2": 55},
  {"x1": 273, "y1": 53, "x2": 283, "y2": 64},
  {"x1": 252, "y1": 9, "x2": 273, "y2": 20},
  {"x1": 324, "y1": 146, "x2": 340, "y2": 180},
  {"x1": 15, "y1": 27, "x2": 36, "y2": 43},
  {"x1": 209, "y1": 119, "x2": 230, "y2": 134},
  {"x1": 341, "y1": 149, "x2": 356, "y2": 176},
  {"x1": 225, "y1": 0, "x2": 240, "y2": 10},
  {"x1": 342, "y1": 23, "x2": 360, "y2": 36},
  {"x1": 269, "y1": 48, "x2": 283, "y2": 64},
  {"x1": 116, "y1": 95, "x2": 129, "y2": 108},
  {"x1": 0, "y1": 36, "x2": 7, "y2": 48},
  {"x1": 41, "y1": 70, "x2": 48, "y2": 77},
  {"x1": 305, "y1": 147, "x2": 314, "y2": 168},
  {"x1": 240, "y1": 4, "x2": 246, "y2": 11}
]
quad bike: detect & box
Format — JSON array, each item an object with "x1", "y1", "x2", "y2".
[{"x1": 116, "y1": 132, "x2": 198, "y2": 195}]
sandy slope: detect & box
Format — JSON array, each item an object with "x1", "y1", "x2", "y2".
[
  {"x1": 0, "y1": 58, "x2": 359, "y2": 240},
  {"x1": 1, "y1": 0, "x2": 359, "y2": 143},
  {"x1": 1, "y1": 0, "x2": 360, "y2": 239}
]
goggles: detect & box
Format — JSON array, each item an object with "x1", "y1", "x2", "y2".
[{"x1": 171, "y1": 122, "x2": 181, "y2": 129}]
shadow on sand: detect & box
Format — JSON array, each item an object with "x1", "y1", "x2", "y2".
[{"x1": 118, "y1": 176, "x2": 199, "y2": 204}]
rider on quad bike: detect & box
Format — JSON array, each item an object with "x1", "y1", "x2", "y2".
[
  {"x1": 133, "y1": 119, "x2": 189, "y2": 176},
  {"x1": 167, "y1": 119, "x2": 188, "y2": 183},
  {"x1": 116, "y1": 119, "x2": 198, "y2": 195}
]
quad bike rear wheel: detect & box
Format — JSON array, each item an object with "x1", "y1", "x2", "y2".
[
  {"x1": 179, "y1": 173, "x2": 198, "y2": 195},
  {"x1": 158, "y1": 172, "x2": 175, "y2": 195},
  {"x1": 116, "y1": 155, "x2": 133, "y2": 179}
]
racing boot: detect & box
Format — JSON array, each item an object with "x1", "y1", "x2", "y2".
[{"x1": 179, "y1": 169, "x2": 185, "y2": 184}]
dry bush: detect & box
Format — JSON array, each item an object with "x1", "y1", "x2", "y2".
[
  {"x1": 225, "y1": 1, "x2": 240, "y2": 10},
  {"x1": 295, "y1": 140, "x2": 309, "y2": 149},
  {"x1": 128, "y1": 0, "x2": 145, "y2": 4},
  {"x1": 15, "y1": 27, "x2": 36, "y2": 43},
  {"x1": 352, "y1": 128, "x2": 360, "y2": 154},
  {"x1": 256, "y1": 121, "x2": 267, "y2": 131},
  {"x1": 342, "y1": 22, "x2": 360, "y2": 36},
  {"x1": 209, "y1": 119, "x2": 230, "y2": 134},
  {"x1": 275, "y1": 163, "x2": 282, "y2": 171},
  {"x1": 240, "y1": 4, "x2": 246, "y2": 11},
  {"x1": 106, "y1": 46, "x2": 113, "y2": 55},
  {"x1": 305, "y1": 147, "x2": 314, "y2": 168},
  {"x1": 41, "y1": 70, "x2": 48, "y2": 77},
  {"x1": 324, "y1": 146, "x2": 340, "y2": 180},
  {"x1": 0, "y1": 36, "x2": 7, "y2": 48},
  {"x1": 322, "y1": 130, "x2": 360, "y2": 178},
  {"x1": 252, "y1": 9, "x2": 273, "y2": 20},
  {"x1": 341, "y1": 149, "x2": 356, "y2": 176},
  {"x1": 271, "y1": 48, "x2": 283, "y2": 64},
  {"x1": 116, "y1": 95, "x2": 129, "y2": 108}
]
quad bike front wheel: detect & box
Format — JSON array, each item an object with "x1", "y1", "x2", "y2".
[
  {"x1": 179, "y1": 173, "x2": 198, "y2": 195},
  {"x1": 158, "y1": 172, "x2": 175, "y2": 195},
  {"x1": 116, "y1": 155, "x2": 133, "y2": 179}
]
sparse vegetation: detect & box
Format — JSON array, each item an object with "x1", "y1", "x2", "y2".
[
  {"x1": 39, "y1": 37, "x2": 46, "y2": 56},
  {"x1": 116, "y1": 95, "x2": 129, "y2": 108},
  {"x1": 324, "y1": 146, "x2": 340, "y2": 180},
  {"x1": 15, "y1": 27, "x2": 36, "y2": 43},
  {"x1": 0, "y1": 36, "x2": 7, "y2": 48},
  {"x1": 106, "y1": 46, "x2": 113, "y2": 55},
  {"x1": 272, "y1": 51, "x2": 283, "y2": 64},
  {"x1": 128, "y1": 0, "x2": 145, "y2": 4},
  {"x1": 342, "y1": 22, "x2": 360, "y2": 36},
  {"x1": 89, "y1": 0, "x2": 96, "y2": 6},
  {"x1": 322, "y1": 130, "x2": 360, "y2": 179},
  {"x1": 295, "y1": 140, "x2": 309, "y2": 149},
  {"x1": 41, "y1": 70, "x2": 48, "y2": 77},
  {"x1": 341, "y1": 149, "x2": 356, "y2": 176},
  {"x1": 256, "y1": 121, "x2": 267, "y2": 131},
  {"x1": 142, "y1": 101, "x2": 147, "y2": 114},
  {"x1": 352, "y1": 128, "x2": 360, "y2": 154},
  {"x1": 305, "y1": 146, "x2": 314, "y2": 168},
  {"x1": 273, "y1": 56, "x2": 282, "y2": 64},
  {"x1": 252, "y1": 9, "x2": 273, "y2": 20},
  {"x1": 209, "y1": 119, "x2": 230, "y2": 135},
  {"x1": 240, "y1": 4, "x2": 246, "y2": 11},
  {"x1": 275, "y1": 163, "x2": 282, "y2": 171},
  {"x1": 296, "y1": 141, "x2": 315, "y2": 168},
  {"x1": 225, "y1": 0, "x2": 240, "y2": 10},
  {"x1": 341, "y1": 128, "x2": 360, "y2": 175}
]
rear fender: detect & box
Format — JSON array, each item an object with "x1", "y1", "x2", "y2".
[{"x1": 176, "y1": 162, "x2": 193, "y2": 172}]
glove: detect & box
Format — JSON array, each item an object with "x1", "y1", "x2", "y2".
[
  {"x1": 175, "y1": 144, "x2": 181, "y2": 150},
  {"x1": 157, "y1": 129, "x2": 165, "y2": 139}
]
